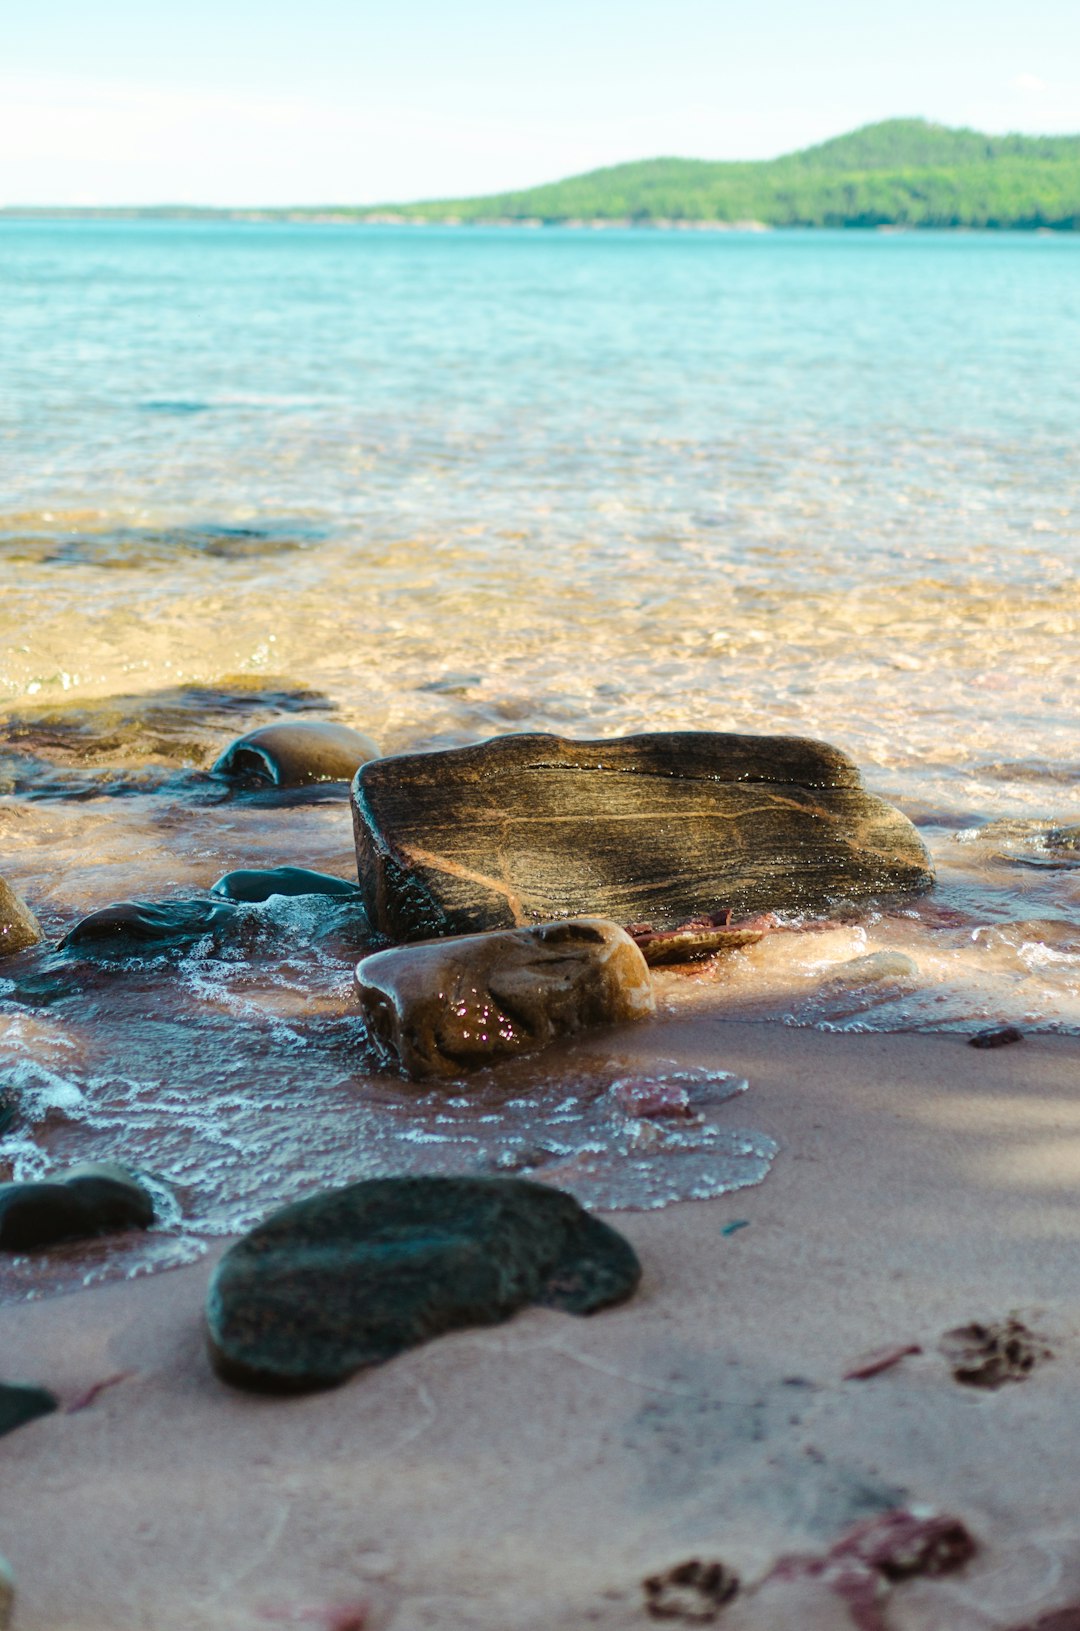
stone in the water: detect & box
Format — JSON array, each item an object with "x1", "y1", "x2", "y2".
[
  {"x1": 0, "y1": 1381, "x2": 58, "y2": 1438},
  {"x1": 211, "y1": 865, "x2": 361, "y2": 902},
  {"x1": 0, "y1": 877, "x2": 41, "y2": 958},
  {"x1": 58, "y1": 896, "x2": 239, "y2": 955},
  {"x1": 206, "y1": 1175, "x2": 641, "y2": 1392},
  {"x1": 826, "y1": 950, "x2": 918, "y2": 985},
  {"x1": 0, "y1": 1160, "x2": 155, "y2": 1250},
  {"x1": 356, "y1": 916, "x2": 654, "y2": 1078},
  {"x1": 213, "y1": 720, "x2": 380, "y2": 787},
  {"x1": 352, "y1": 731, "x2": 932, "y2": 942},
  {"x1": 629, "y1": 910, "x2": 769, "y2": 966}
]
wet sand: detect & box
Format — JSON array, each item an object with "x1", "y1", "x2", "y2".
[{"x1": 4, "y1": 1017, "x2": 1080, "y2": 1630}]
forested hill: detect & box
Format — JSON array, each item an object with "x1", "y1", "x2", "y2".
[{"x1": 361, "y1": 119, "x2": 1080, "y2": 229}]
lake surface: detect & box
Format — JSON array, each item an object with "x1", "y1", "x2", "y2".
[{"x1": 1, "y1": 221, "x2": 1078, "y2": 1292}]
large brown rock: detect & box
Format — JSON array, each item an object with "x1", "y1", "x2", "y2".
[
  {"x1": 351, "y1": 731, "x2": 932, "y2": 941},
  {"x1": 0, "y1": 878, "x2": 41, "y2": 958},
  {"x1": 357, "y1": 916, "x2": 654, "y2": 1077}
]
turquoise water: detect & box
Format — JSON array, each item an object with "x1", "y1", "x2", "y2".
[{"x1": 1, "y1": 222, "x2": 1080, "y2": 1291}]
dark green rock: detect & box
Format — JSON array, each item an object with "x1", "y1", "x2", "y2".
[
  {"x1": 206, "y1": 1175, "x2": 641, "y2": 1393},
  {"x1": 0, "y1": 1162, "x2": 155, "y2": 1250},
  {"x1": 351, "y1": 731, "x2": 933, "y2": 941},
  {"x1": 0, "y1": 1382, "x2": 57, "y2": 1438},
  {"x1": 58, "y1": 897, "x2": 238, "y2": 955},
  {"x1": 211, "y1": 866, "x2": 361, "y2": 903}
]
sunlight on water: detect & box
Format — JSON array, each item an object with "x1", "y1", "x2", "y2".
[{"x1": 1, "y1": 222, "x2": 1078, "y2": 1297}]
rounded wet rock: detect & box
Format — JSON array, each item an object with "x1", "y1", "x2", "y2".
[
  {"x1": 58, "y1": 897, "x2": 240, "y2": 956},
  {"x1": 356, "y1": 916, "x2": 655, "y2": 1078},
  {"x1": 0, "y1": 1161, "x2": 155, "y2": 1250},
  {"x1": 206, "y1": 1174, "x2": 641, "y2": 1393},
  {"x1": 0, "y1": 877, "x2": 41, "y2": 958},
  {"x1": 212, "y1": 720, "x2": 380, "y2": 787},
  {"x1": 211, "y1": 865, "x2": 361, "y2": 903},
  {"x1": 0, "y1": 1382, "x2": 58, "y2": 1438}
]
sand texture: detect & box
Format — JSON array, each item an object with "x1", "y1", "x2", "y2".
[{"x1": 3, "y1": 1019, "x2": 1080, "y2": 1630}]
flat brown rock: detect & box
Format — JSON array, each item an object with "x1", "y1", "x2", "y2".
[{"x1": 351, "y1": 731, "x2": 932, "y2": 941}]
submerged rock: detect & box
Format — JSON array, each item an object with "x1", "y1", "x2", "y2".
[
  {"x1": 0, "y1": 877, "x2": 41, "y2": 958},
  {"x1": 0, "y1": 1161, "x2": 155, "y2": 1250},
  {"x1": 826, "y1": 950, "x2": 918, "y2": 985},
  {"x1": 352, "y1": 731, "x2": 932, "y2": 942},
  {"x1": 206, "y1": 1175, "x2": 641, "y2": 1392},
  {"x1": 628, "y1": 910, "x2": 769, "y2": 966},
  {"x1": 0, "y1": 1553, "x2": 11, "y2": 1631},
  {"x1": 211, "y1": 865, "x2": 361, "y2": 903},
  {"x1": 0, "y1": 1381, "x2": 58, "y2": 1438},
  {"x1": 58, "y1": 896, "x2": 239, "y2": 955},
  {"x1": 213, "y1": 720, "x2": 379, "y2": 787},
  {"x1": 356, "y1": 916, "x2": 654, "y2": 1078}
]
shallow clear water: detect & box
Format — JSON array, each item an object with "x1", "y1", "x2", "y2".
[{"x1": 1, "y1": 221, "x2": 1078, "y2": 1295}]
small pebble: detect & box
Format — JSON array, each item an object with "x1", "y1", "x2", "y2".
[
  {"x1": 0, "y1": 1553, "x2": 13, "y2": 1631},
  {"x1": 968, "y1": 1025, "x2": 1024, "y2": 1049}
]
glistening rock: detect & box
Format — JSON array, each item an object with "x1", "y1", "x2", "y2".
[
  {"x1": 211, "y1": 866, "x2": 361, "y2": 902},
  {"x1": 213, "y1": 720, "x2": 380, "y2": 787},
  {"x1": 0, "y1": 878, "x2": 41, "y2": 958},
  {"x1": 356, "y1": 916, "x2": 654, "y2": 1078},
  {"x1": 206, "y1": 1175, "x2": 642, "y2": 1392},
  {"x1": 351, "y1": 731, "x2": 932, "y2": 941},
  {"x1": 0, "y1": 1161, "x2": 155, "y2": 1250}
]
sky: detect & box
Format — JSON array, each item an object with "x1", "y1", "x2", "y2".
[{"x1": 2, "y1": 0, "x2": 1079, "y2": 207}]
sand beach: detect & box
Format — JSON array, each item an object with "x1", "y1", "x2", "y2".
[
  {"x1": 3, "y1": 220, "x2": 1080, "y2": 1631},
  {"x1": 5, "y1": 1016, "x2": 1080, "y2": 1631}
]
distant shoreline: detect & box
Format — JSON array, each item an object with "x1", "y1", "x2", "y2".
[
  {"x1": 1, "y1": 211, "x2": 1077, "y2": 233},
  {"x1": 6, "y1": 120, "x2": 1079, "y2": 232}
]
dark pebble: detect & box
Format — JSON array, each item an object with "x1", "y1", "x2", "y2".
[
  {"x1": 968, "y1": 1025, "x2": 1024, "y2": 1049},
  {"x1": 211, "y1": 866, "x2": 361, "y2": 903},
  {"x1": 207, "y1": 1175, "x2": 641, "y2": 1393},
  {"x1": 58, "y1": 897, "x2": 239, "y2": 956},
  {"x1": 0, "y1": 1382, "x2": 58, "y2": 1438},
  {"x1": 0, "y1": 1161, "x2": 155, "y2": 1250}
]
